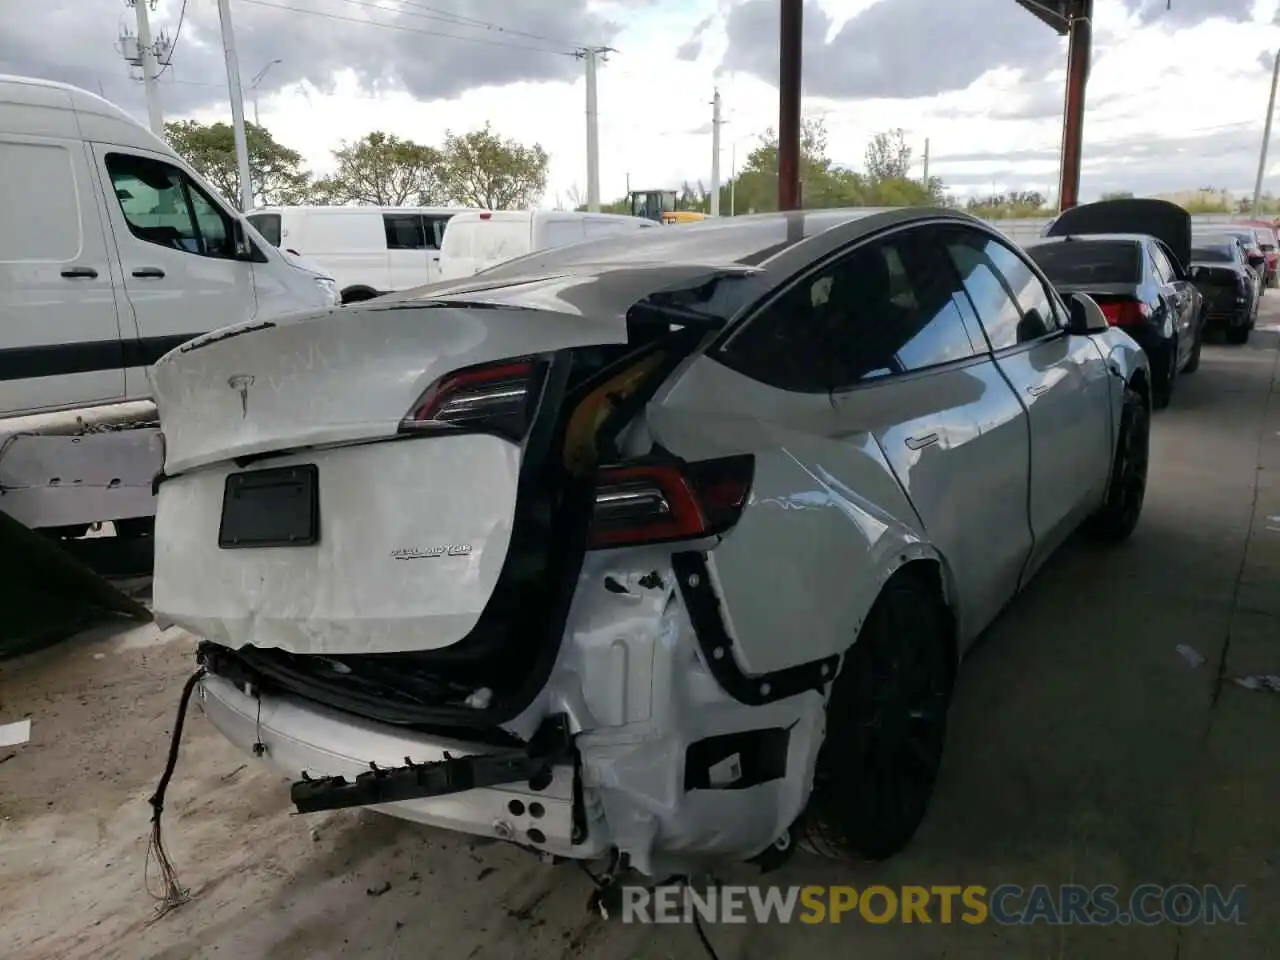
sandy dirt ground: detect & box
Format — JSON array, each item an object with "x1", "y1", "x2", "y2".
[{"x1": 3, "y1": 322, "x2": 1280, "y2": 960}]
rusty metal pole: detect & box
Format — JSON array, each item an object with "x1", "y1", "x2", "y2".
[
  {"x1": 1058, "y1": 0, "x2": 1092, "y2": 211},
  {"x1": 778, "y1": 0, "x2": 802, "y2": 210}
]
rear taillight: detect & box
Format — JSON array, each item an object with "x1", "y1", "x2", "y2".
[
  {"x1": 1097, "y1": 299, "x2": 1151, "y2": 327},
  {"x1": 589, "y1": 455, "x2": 754, "y2": 549},
  {"x1": 400, "y1": 357, "x2": 543, "y2": 442}
]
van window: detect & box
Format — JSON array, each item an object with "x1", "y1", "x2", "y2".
[
  {"x1": 541, "y1": 219, "x2": 585, "y2": 249},
  {"x1": 105, "y1": 153, "x2": 235, "y2": 258},
  {"x1": 0, "y1": 141, "x2": 80, "y2": 261},
  {"x1": 383, "y1": 213, "x2": 426, "y2": 250},
  {"x1": 424, "y1": 214, "x2": 452, "y2": 250},
  {"x1": 471, "y1": 219, "x2": 531, "y2": 261},
  {"x1": 247, "y1": 213, "x2": 282, "y2": 246}
]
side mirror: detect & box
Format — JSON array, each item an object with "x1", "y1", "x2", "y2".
[
  {"x1": 1248, "y1": 253, "x2": 1265, "y2": 268},
  {"x1": 232, "y1": 220, "x2": 254, "y2": 261},
  {"x1": 1187, "y1": 266, "x2": 1202, "y2": 282},
  {"x1": 1067, "y1": 293, "x2": 1110, "y2": 335}
]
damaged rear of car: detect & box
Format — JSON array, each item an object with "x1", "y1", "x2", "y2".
[{"x1": 150, "y1": 210, "x2": 1000, "y2": 880}]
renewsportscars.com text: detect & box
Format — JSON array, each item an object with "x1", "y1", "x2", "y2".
[{"x1": 621, "y1": 884, "x2": 1249, "y2": 926}]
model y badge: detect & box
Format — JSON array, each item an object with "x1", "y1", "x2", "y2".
[
  {"x1": 228, "y1": 375, "x2": 254, "y2": 417},
  {"x1": 391, "y1": 545, "x2": 473, "y2": 560}
]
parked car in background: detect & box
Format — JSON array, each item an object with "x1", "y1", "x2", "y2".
[
  {"x1": 435, "y1": 209, "x2": 656, "y2": 281},
  {"x1": 1233, "y1": 219, "x2": 1279, "y2": 287},
  {"x1": 150, "y1": 208, "x2": 1149, "y2": 875},
  {"x1": 1188, "y1": 235, "x2": 1258, "y2": 344},
  {"x1": 246, "y1": 205, "x2": 468, "y2": 304},
  {"x1": 1026, "y1": 198, "x2": 1203, "y2": 408},
  {"x1": 1213, "y1": 227, "x2": 1269, "y2": 290}
]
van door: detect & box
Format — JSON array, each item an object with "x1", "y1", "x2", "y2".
[
  {"x1": 92, "y1": 146, "x2": 257, "y2": 398},
  {"x1": 0, "y1": 135, "x2": 125, "y2": 414},
  {"x1": 383, "y1": 212, "x2": 432, "y2": 292},
  {"x1": 423, "y1": 213, "x2": 453, "y2": 284}
]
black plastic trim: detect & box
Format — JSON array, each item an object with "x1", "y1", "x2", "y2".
[
  {"x1": 672, "y1": 551, "x2": 838, "y2": 706},
  {"x1": 684, "y1": 727, "x2": 790, "y2": 791}
]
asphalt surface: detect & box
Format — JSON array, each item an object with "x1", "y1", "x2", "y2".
[{"x1": 1, "y1": 309, "x2": 1278, "y2": 959}]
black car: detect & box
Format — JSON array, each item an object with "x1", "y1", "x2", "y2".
[
  {"x1": 1213, "y1": 228, "x2": 1269, "y2": 291},
  {"x1": 1188, "y1": 235, "x2": 1257, "y2": 344},
  {"x1": 1026, "y1": 198, "x2": 1203, "y2": 409}
]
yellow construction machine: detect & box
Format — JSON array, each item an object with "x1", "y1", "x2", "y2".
[{"x1": 628, "y1": 189, "x2": 707, "y2": 225}]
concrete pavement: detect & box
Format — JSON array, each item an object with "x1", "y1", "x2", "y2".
[{"x1": 1, "y1": 317, "x2": 1278, "y2": 960}]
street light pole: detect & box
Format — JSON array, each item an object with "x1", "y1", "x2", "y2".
[
  {"x1": 250, "y1": 59, "x2": 282, "y2": 127},
  {"x1": 1252, "y1": 48, "x2": 1280, "y2": 217}
]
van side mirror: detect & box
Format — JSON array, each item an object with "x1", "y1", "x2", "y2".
[
  {"x1": 232, "y1": 220, "x2": 255, "y2": 261},
  {"x1": 1066, "y1": 293, "x2": 1110, "y2": 335}
]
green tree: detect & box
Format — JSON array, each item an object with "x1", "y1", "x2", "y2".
[
  {"x1": 164, "y1": 119, "x2": 312, "y2": 209},
  {"x1": 440, "y1": 123, "x2": 549, "y2": 209},
  {"x1": 864, "y1": 128, "x2": 913, "y2": 182},
  {"x1": 315, "y1": 132, "x2": 445, "y2": 206}
]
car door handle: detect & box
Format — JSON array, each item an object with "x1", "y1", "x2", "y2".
[
  {"x1": 60, "y1": 266, "x2": 98, "y2": 279},
  {"x1": 904, "y1": 432, "x2": 938, "y2": 451},
  {"x1": 132, "y1": 267, "x2": 165, "y2": 278},
  {"x1": 1027, "y1": 382, "x2": 1052, "y2": 397}
]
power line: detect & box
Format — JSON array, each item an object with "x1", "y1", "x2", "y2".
[
  {"x1": 237, "y1": 0, "x2": 579, "y2": 56},
  {"x1": 356, "y1": 0, "x2": 591, "y2": 50},
  {"x1": 153, "y1": 0, "x2": 188, "y2": 80}
]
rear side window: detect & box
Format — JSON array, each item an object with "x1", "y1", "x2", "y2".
[
  {"x1": 0, "y1": 141, "x2": 80, "y2": 261},
  {"x1": 722, "y1": 224, "x2": 979, "y2": 391},
  {"x1": 247, "y1": 213, "x2": 281, "y2": 247},
  {"x1": 383, "y1": 213, "x2": 426, "y2": 249},
  {"x1": 1024, "y1": 241, "x2": 1141, "y2": 286},
  {"x1": 105, "y1": 152, "x2": 235, "y2": 258},
  {"x1": 1149, "y1": 244, "x2": 1177, "y2": 283}
]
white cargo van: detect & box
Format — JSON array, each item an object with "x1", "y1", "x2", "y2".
[
  {"x1": 246, "y1": 205, "x2": 468, "y2": 303},
  {"x1": 436, "y1": 210, "x2": 656, "y2": 281},
  {"x1": 0, "y1": 74, "x2": 339, "y2": 419},
  {"x1": 0, "y1": 74, "x2": 338, "y2": 542}
]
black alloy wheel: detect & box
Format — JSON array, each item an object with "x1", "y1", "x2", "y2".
[
  {"x1": 1087, "y1": 384, "x2": 1149, "y2": 541},
  {"x1": 803, "y1": 571, "x2": 955, "y2": 862}
]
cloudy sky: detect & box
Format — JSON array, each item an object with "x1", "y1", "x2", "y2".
[{"x1": 3, "y1": 0, "x2": 1280, "y2": 207}]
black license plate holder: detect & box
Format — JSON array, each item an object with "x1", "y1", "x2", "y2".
[{"x1": 218, "y1": 464, "x2": 319, "y2": 549}]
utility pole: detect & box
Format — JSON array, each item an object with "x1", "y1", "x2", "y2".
[
  {"x1": 120, "y1": 1, "x2": 166, "y2": 136},
  {"x1": 922, "y1": 137, "x2": 930, "y2": 185},
  {"x1": 216, "y1": 0, "x2": 255, "y2": 212},
  {"x1": 576, "y1": 46, "x2": 613, "y2": 212},
  {"x1": 710, "y1": 89, "x2": 722, "y2": 217},
  {"x1": 1253, "y1": 48, "x2": 1280, "y2": 217}
]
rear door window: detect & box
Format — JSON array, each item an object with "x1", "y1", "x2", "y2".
[
  {"x1": 721, "y1": 223, "x2": 981, "y2": 391},
  {"x1": 1149, "y1": 244, "x2": 1176, "y2": 284},
  {"x1": 1023, "y1": 240, "x2": 1141, "y2": 286}
]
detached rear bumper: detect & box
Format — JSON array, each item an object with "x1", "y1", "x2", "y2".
[{"x1": 197, "y1": 673, "x2": 601, "y2": 858}]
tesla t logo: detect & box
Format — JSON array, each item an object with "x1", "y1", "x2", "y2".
[{"x1": 227, "y1": 375, "x2": 254, "y2": 417}]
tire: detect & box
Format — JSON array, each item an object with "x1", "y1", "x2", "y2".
[
  {"x1": 1086, "y1": 383, "x2": 1149, "y2": 542},
  {"x1": 802, "y1": 570, "x2": 955, "y2": 862},
  {"x1": 1226, "y1": 325, "x2": 1251, "y2": 345},
  {"x1": 1182, "y1": 324, "x2": 1203, "y2": 374}
]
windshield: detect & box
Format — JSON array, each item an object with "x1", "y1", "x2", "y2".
[
  {"x1": 1024, "y1": 240, "x2": 1141, "y2": 285},
  {"x1": 1190, "y1": 245, "x2": 1233, "y2": 263}
]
